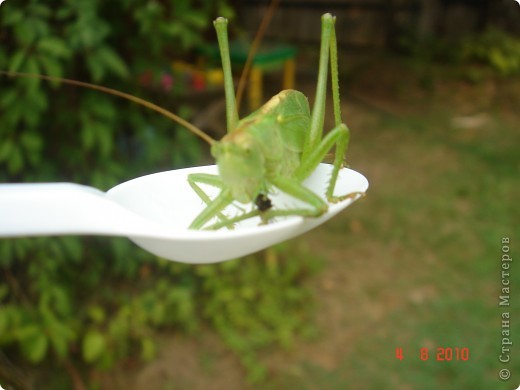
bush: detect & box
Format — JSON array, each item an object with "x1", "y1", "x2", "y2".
[
  {"x1": 461, "y1": 28, "x2": 520, "y2": 76},
  {"x1": 395, "y1": 25, "x2": 520, "y2": 77},
  {"x1": 0, "y1": 0, "x2": 237, "y2": 184}
]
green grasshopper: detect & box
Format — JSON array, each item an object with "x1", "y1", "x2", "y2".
[
  {"x1": 190, "y1": 14, "x2": 358, "y2": 230},
  {"x1": 2, "y1": 13, "x2": 361, "y2": 230}
]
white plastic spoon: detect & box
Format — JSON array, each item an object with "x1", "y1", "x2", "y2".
[{"x1": 0, "y1": 164, "x2": 368, "y2": 264}]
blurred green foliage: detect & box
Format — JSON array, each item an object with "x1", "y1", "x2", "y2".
[
  {"x1": 396, "y1": 27, "x2": 520, "y2": 77},
  {"x1": 0, "y1": 0, "x2": 238, "y2": 184},
  {"x1": 461, "y1": 28, "x2": 520, "y2": 76},
  {"x1": 0, "y1": 1, "x2": 321, "y2": 387},
  {"x1": 199, "y1": 244, "x2": 322, "y2": 382}
]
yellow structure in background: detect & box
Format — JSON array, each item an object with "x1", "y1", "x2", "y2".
[
  {"x1": 247, "y1": 55, "x2": 296, "y2": 111},
  {"x1": 199, "y1": 42, "x2": 298, "y2": 111}
]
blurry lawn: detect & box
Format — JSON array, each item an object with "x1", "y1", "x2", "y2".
[
  {"x1": 107, "y1": 61, "x2": 519, "y2": 390},
  {"x1": 258, "y1": 69, "x2": 519, "y2": 389}
]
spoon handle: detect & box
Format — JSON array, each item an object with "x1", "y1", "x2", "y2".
[{"x1": 0, "y1": 183, "x2": 157, "y2": 238}]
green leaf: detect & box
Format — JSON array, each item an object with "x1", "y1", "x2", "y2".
[
  {"x1": 92, "y1": 122, "x2": 113, "y2": 157},
  {"x1": 0, "y1": 89, "x2": 19, "y2": 109},
  {"x1": 58, "y1": 237, "x2": 83, "y2": 262},
  {"x1": 47, "y1": 320, "x2": 75, "y2": 359},
  {"x1": 86, "y1": 54, "x2": 105, "y2": 82},
  {"x1": 56, "y1": 7, "x2": 73, "y2": 20},
  {"x1": 14, "y1": 20, "x2": 37, "y2": 46},
  {"x1": 183, "y1": 12, "x2": 207, "y2": 29},
  {"x1": 0, "y1": 139, "x2": 14, "y2": 163},
  {"x1": 82, "y1": 330, "x2": 106, "y2": 363},
  {"x1": 96, "y1": 46, "x2": 129, "y2": 78},
  {"x1": 81, "y1": 124, "x2": 95, "y2": 151},
  {"x1": 0, "y1": 284, "x2": 9, "y2": 301},
  {"x1": 19, "y1": 326, "x2": 48, "y2": 363},
  {"x1": 218, "y1": 4, "x2": 235, "y2": 20},
  {"x1": 89, "y1": 96, "x2": 117, "y2": 121},
  {"x1": 29, "y1": 3, "x2": 53, "y2": 19},
  {"x1": 22, "y1": 57, "x2": 41, "y2": 90},
  {"x1": 140, "y1": 337, "x2": 156, "y2": 361},
  {"x1": 22, "y1": 133, "x2": 44, "y2": 166},
  {"x1": 0, "y1": 310, "x2": 8, "y2": 338},
  {"x1": 8, "y1": 50, "x2": 27, "y2": 73},
  {"x1": 37, "y1": 56, "x2": 63, "y2": 82},
  {"x1": 20, "y1": 132, "x2": 43, "y2": 153},
  {"x1": 87, "y1": 305, "x2": 106, "y2": 324},
  {"x1": 8, "y1": 144, "x2": 24, "y2": 174},
  {"x1": 2, "y1": 8, "x2": 24, "y2": 26},
  {"x1": 37, "y1": 37, "x2": 72, "y2": 59}
]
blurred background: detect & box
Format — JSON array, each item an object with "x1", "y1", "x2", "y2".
[{"x1": 0, "y1": 0, "x2": 519, "y2": 389}]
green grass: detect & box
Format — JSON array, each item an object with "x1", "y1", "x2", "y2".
[{"x1": 258, "y1": 90, "x2": 520, "y2": 389}]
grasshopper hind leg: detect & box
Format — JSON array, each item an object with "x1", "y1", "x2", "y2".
[{"x1": 296, "y1": 14, "x2": 363, "y2": 204}]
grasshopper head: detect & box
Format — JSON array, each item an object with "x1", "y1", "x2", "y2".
[{"x1": 211, "y1": 132, "x2": 265, "y2": 204}]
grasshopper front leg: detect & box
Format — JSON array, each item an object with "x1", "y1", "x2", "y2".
[{"x1": 188, "y1": 173, "x2": 237, "y2": 229}]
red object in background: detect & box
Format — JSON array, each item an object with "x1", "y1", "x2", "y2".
[
  {"x1": 161, "y1": 73, "x2": 174, "y2": 91},
  {"x1": 192, "y1": 73, "x2": 205, "y2": 91}
]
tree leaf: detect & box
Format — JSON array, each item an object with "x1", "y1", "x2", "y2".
[
  {"x1": 140, "y1": 337, "x2": 155, "y2": 361},
  {"x1": 96, "y1": 46, "x2": 129, "y2": 78},
  {"x1": 82, "y1": 330, "x2": 106, "y2": 363},
  {"x1": 8, "y1": 50, "x2": 26, "y2": 73},
  {"x1": 19, "y1": 326, "x2": 48, "y2": 363},
  {"x1": 37, "y1": 37, "x2": 72, "y2": 60}
]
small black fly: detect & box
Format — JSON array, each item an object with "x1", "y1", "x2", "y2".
[{"x1": 255, "y1": 193, "x2": 272, "y2": 212}]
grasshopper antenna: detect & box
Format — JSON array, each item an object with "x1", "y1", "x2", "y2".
[
  {"x1": 235, "y1": 0, "x2": 280, "y2": 113},
  {"x1": 0, "y1": 71, "x2": 216, "y2": 145}
]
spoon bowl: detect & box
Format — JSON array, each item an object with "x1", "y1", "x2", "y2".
[{"x1": 0, "y1": 164, "x2": 368, "y2": 263}]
